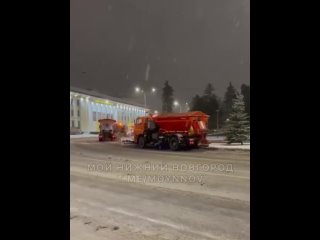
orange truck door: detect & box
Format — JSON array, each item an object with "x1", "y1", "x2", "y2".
[{"x1": 134, "y1": 117, "x2": 145, "y2": 142}]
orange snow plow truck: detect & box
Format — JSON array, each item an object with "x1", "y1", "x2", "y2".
[
  {"x1": 133, "y1": 111, "x2": 209, "y2": 151},
  {"x1": 98, "y1": 119, "x2": 126, "y2": 141}
]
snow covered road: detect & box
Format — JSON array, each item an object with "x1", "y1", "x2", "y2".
[{"x1": 70, "y1": 138, "x2": 250, "y2": 240}]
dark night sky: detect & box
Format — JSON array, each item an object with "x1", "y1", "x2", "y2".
[{"x1": 70, "y1": 0, "x2": 250, "y2": 110}]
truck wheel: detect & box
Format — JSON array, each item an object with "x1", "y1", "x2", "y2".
[
  {"x1": 169, "y1": 137, "x2": 180, "y2": 151},
  {"x1": 138, "y1": 136, "x2": 146, "y2": 148}
]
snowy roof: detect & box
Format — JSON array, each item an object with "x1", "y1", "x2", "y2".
[{"x1": 70, "y1": 86, "x2": 148, "y2": 109}]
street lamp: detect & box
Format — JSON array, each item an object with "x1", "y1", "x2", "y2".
[
  {"x1": 134, "y1": 87, "x2": 156, "y2": 107},
  {"x1": 185, "y1": 102, "x2": 190, "y2": 112},
  {"x1": 173, "y1": 100, "x2": 182, "y2": 113}
]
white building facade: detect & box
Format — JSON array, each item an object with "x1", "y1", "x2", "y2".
[{"x1": 70, "y1": 87, "x2": 148, "y2": 133}]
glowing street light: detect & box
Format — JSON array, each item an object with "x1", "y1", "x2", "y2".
[
  {"x1": 134, "y1": 87, "x2": 156, "y2": 107},
  {"x1": 185, "y1": 102, "x2": 190, "y2": 111},
  {"x1": 173, "y1": 100, "x2": 182, "y2": 112}
]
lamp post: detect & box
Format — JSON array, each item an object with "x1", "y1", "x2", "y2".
[
  {"x1": 216, "y1": 109, "x2": 220, "y2": 129},
  {"x1": 135, "y1": 87, "x2": 156, "y2": 108},
  {"x1": 174, "y1": 100, "x2": 181, "y2": 113},
  {"x1": 185, "y1": 102, "x2": 190, "y2": 112}
]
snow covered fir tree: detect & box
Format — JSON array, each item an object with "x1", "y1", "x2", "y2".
[{"x1": 225, "y1": 93, "x2": 250, "y2": 144}]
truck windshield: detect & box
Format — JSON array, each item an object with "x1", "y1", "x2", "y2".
[
  {"x1": 102, "y1": 124, "x2": 112, "y2": 130},
  {"x1": 147, "y1": 120, "x2": 156, "y2": 130}
]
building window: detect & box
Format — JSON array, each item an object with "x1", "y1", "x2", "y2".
[
  {"x1": 71, "y1": 109, "x2": 74, "y2": 117},
  {"x1": 77, "y1": 99, "x2": 80, "y2": 106},
  {"x1": 77, "y1": 110, "x2": 80, "y2": 117},
  {"x1": 93, "y1": 111, "x2": 96, "y2": 121},
  {"x1": 78, "y1": 121, "x2": 80, "y2": 129},
  {"x1": 72, "y1": 120, "x2": 75, "y2": 127}
]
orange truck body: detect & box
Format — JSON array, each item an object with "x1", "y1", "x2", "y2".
[{"x1": 133, "y1": 111, "x2": 209, "y2": 150}]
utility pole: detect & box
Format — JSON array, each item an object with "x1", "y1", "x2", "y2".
[
  {"x1": 135, "y1": 87, "x2": 156, "y2": 108},
  {"x1": 216, "y1": 109, "x2": 220, "y2": 129},
  {"x1": 143, "y1": 92, "x2": 147, "y2": 107}
]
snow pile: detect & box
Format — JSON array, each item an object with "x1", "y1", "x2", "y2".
[{"x1": 120, "y1": 136, "x2": 134, "y2": 143}]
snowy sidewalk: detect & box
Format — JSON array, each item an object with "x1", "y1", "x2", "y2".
[
  {"x1": 70, "y1": 133, "x2": 98, "y2": 139},
  {"x1": 206, "y1": 136, "x2": 226, "y2": 142},
  {"x1": 206, "y1": 136, "x2": 250, "y2": 150},
  {"x1": 208, "y1": 142, "x2": 250, "y2": 150}
]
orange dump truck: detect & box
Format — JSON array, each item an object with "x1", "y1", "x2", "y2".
[
  {"x1": 133, "y1": 111, "x2": 209, "y2": 150},
  {"x1": 98, "y1": 119, "x2": 127, "y2": 141},
  {"x1": 98, "y1": 119, "x2": 117, "y2": 141}
]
